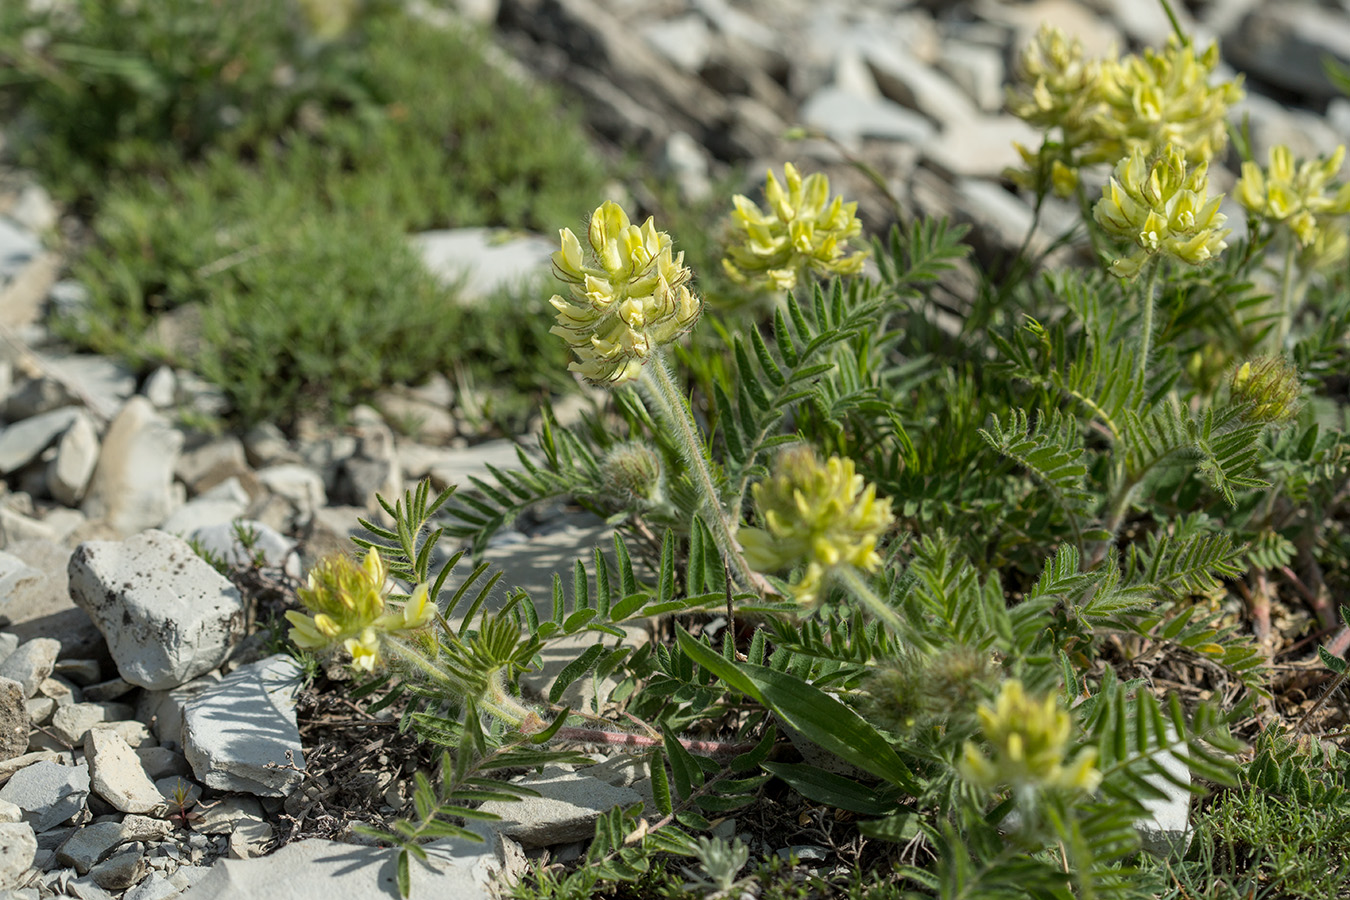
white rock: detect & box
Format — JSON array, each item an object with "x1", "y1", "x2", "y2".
[
  {"x1": 85, "y1": 728, "x2": 165, "y2": 815},
  {"x1": 141, "y1": 367, "x2": 176, "y2": 409},
  {"x1": 181, "y1": 656, "x2": 305, "y2": 797},
  {"x1": 1225, "y1": 3, "x2": 1350, "y2": 100},
  {"x1": 48, "y1": 702, "x2": 134, "y2": 747},
  {"x1": 81, "y1": 397, "x2": 183, "y2": 536},
  {"x1": 255, "y1": 465, "x2": 326, "y2": 530},
  {"x1": 0, "y1": 821, "x2": 37, "y2": 888},
  {"x1": 33, "y1": 355, "x2": 137, "y2": 424},
  {"x1": 67, "y1": 530, "x2": 244, "y2": 690},
  {"x1": 1136, "y1": 737, "x2": 1192, "y2": 857},
  {"x1": 0, "y1": 540, "x2": 104, "y2": 662},
  {"x1": 46, "y1": 412, "x2": 100, "y2": 508},
  {"x1": 0, "y1": 408, "x2": 80, "y2": 476},
  {"x1": 159, "y1": 479, "x2": 250, "y2": 537},
  {"x1": 188, "y1": 519, "x2": 300, "y2": 580},
  {"x1": 922, "y1": 115, "x2": 1045, "y2": 179},
  {"x1": 123, "y1": 872, "x2": 178, "y2": 900},
  {"x1": 936, "y1": 41, "x2": 1006, "y2": 113},
  {"x1": 0, "y1": 508, "x2": 56, "y2": 550},
  {"x1": 412, "y1": 228, "x2": 556, "y2": 304},
  {"x1": 0, "y1": 556, "x2": 42, "y2": 632},
  {"x1": 639, "y1": 13, "x2": 712, "y2": 73},
  {"x1": 179, "y1": 836, "x2": 499, "y2": 900},
  {"x1": 799, "y1": 86, "x2": 935, "y2": 147},
  {"x1": 0, "y1": 640, "x2": 59, "y2": 699},
  {"x1": 473, "y1": 766, "x2": 642, "y2": 848},
  {"x1": 864, "y1": 40, "x2": 979, "y2": 126}
]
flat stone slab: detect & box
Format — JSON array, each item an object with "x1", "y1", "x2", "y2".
[
  {"x1": 67, "y1": 530, "x2": 244, "y2": 690},
  {"x1": 0, "y1": 760, "x2": 88, "y2": 833},
  {"x1": 179, "y1": 837, "x2": 498, "y2": 900},
  {"x1": 181, "y1": 656, "x2": 305, "y2": 797},
  {"x1": 412, "y1": 228, "x2": 555, "y2": 303},
  {"x1": 473, "y1": 766, "x2": 642, "y2": 848}
]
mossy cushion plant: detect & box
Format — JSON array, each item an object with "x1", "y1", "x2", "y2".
[{"x1": 2, "y1": 0, "x2": 606, "y2": 429}]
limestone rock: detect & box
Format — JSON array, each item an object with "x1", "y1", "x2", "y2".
[
  {"x1": 473, "y1": 766, "x2": 642, "y2": 848},
  {"x1": 0, "y1": 821, "x2": 36, "y2": 888},
  {"x1": 0, "y1": 761, "x2": 88, "y2": 832},
  {"x1": 67, "y1": 530, "x2": 244, "y2": 690},
  {"x1": 85, "y1": 728, "x2": 165, "y2": 815},
  {"x1": 81, "y1": 398, "x2": 183, "y2": 536},
  {"x1": 181, "y1": 656, "x2": 305, "y2": 797},
  {"x1": 46, "y1": 411, "x2": 99, "y2": 507},
  {"x1": 0, "y1": 679, "x2": 28, "y2": 762},
  {"x1": 0, "y1": 408, "x2": 80, "y2": 477},
  {"x1": 179, "y1": 836, "x2": 499, "y2": 900},
  {"x1": 0, "y1": 640, "x2": 58, "y2": 699}
]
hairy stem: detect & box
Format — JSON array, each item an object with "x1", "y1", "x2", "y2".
[
  {"x1": 833, "y1": 565, "x2": 908, "y2": 637},
  {"x1": 639, "y1": 352, "x2": 764, "y2": 595},
  {"x1": 1276, "y1": 237, "x2": 1298, "y2": 350},
  {"x1": 1136, "y1": 259, "x2": 1161, "y2": 388}
]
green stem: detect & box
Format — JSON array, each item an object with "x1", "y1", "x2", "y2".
[
  {"x1": 639, "y1": 351, "x2": 763, "y2": 594},
  {"x1": 1136, "y1": 259, "x2": 1161, "y2": 389},
  {"x1": 1156, "y1": 0, "x2": 1190, "y2": 45},
  {"x1": 1276, "y1": 237, "x2": 1298, "y2": 351},
  {"x1": 833, "y1": 566, "x2": 907, "y2": 637}
]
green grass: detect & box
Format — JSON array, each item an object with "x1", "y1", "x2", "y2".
[
  {"x1": 4, "y1": 2, "x2": 607, "y2": 429},
  {"x1": 1174, "y1": 729, "x2": 1350, "y2": 899}
]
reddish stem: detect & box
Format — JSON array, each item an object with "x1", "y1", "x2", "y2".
[{"x1": 553, "y1": 727, "x2": 759, "y2": 759}]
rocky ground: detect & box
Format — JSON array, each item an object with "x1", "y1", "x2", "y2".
[{"x1": 2, "y1": 0, "x2": 1350, "y2": 897}]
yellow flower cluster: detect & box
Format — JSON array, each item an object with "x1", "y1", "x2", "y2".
[
  {"x1": 286, "y1": 549, "x2": 434, "y2": 672},
  {"x1": 739, "y1": 446, "x2": 893, "y2": 606},
  {"x1": 1237, "y1": 145, "x2": 1350, "y2": 260},
  {"x1": 1093, "y1": 143, "x2": 1229, "y2": 278},
  {"x1": 722, "y1": 163, "x2": 869, "y2": 293},
  {"x1": 1006, "y1": 26, "x2": 1243, "y2": 195},
  {"x1": 1092, "y1": 37, "x2": 1242, "y2": 166},
  {"x1": 550, "y1": 201, "x2": 703, "y2": 385},
  {"x1": 960, "y1": 680, "x2": 1101, "y2": 793}
]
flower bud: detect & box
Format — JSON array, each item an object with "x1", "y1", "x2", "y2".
[
  {"x1": 600, "y1": 441, "x2": 666, "y2": 507},
  {"x1": 1231, "y1": 356, "x2": 1301, "y2": 425}
]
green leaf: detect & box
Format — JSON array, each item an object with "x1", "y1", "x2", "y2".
[
  {"x1": 549, "y1": 644, "x2": 608, "y2": 702},
  {"x1": 857, "y1": 810, "x2": 920, "y2": 843},
  {"x1": 762, "y1": 762, "x2": 897, "y2": 815},
  {"x1": 562, "y1": 608, "x2": 598, "y2": 634},
  {"x1": 676, "y1": 626, "x2": 763, "y2": 700},
  {"x1": 1319, "y1": 645, "x2": 1348, "y2": 675},
  {"x1": 397, "y1": 849, "x2": 410, "y2": 899},
  {"x1": 649, "y1": 749, "x2": 673, "y2": 816},
  {"x1": 736, "y1": 662, "x2": 918, "y2": 793}
]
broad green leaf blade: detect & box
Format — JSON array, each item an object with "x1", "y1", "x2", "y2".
[
  {"x1": 762, "y1": 762, "x2": 897, "y2": 815},
  {"x1": 735, "y1": 662, "x2": 919, "y2": 793}
]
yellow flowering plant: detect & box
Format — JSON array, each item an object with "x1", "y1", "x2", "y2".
[
  {"x1": 722, "y1": 163, "x2": 869, "y2": 293},
  {"x1": 550, "y1": 200, "x2": 703, "y2": 386},
  {"x1": 740, "y1": 445, "x2": 894, "y2": 610},
  {"x1": 286, "y1": 548, "x2": 433, "y2": 673},
  {"x1": 297, "y1": 9, "x2": 1323, "y2": 893},
  {"x1": 960, "y1": 680, "x2": 1102, "y2": 794},
  {"x1": 1236, "y1": 144, "x2": 1350, "y2": 346}
]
